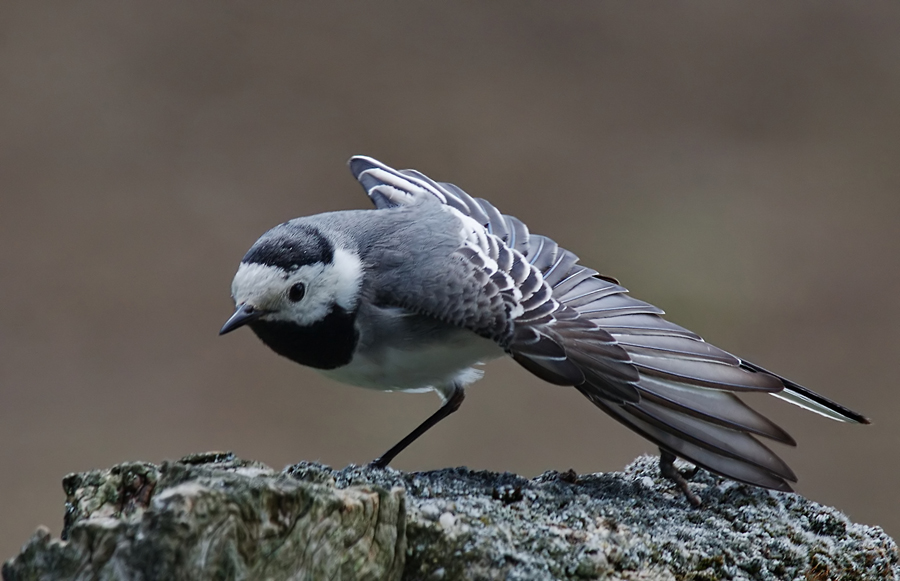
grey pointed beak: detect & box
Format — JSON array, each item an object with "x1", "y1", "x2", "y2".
[{"x1": 219, "y1": 303, "x2": 264, "y2": 335}]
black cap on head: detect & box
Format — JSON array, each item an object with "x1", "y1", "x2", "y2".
[{"x1": 242, "y1": 224, "x2": 334, "y2": 271}]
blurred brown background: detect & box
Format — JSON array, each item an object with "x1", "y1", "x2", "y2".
[{"x1": 1, "y1": 1, "x2": 898, "y2": 559}]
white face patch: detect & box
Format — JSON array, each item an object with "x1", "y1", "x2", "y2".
[{"x1": 231, "y1": 248, "x2": 364, "y2": 327}]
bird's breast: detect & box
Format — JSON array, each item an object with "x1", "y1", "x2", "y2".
[
  {"x1": 249, "y1": 306, "x2": 358, "y2": 370},
  {"x1": 319, "y1": 304, "x2": 505, "y2": 392},
  {"x1": 320, "y1": 330, "x2": 504, "y2": 392}
]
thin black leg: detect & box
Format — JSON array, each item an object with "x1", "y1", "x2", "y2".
[
  {"x1": 369, "y1": 385, "x2": 465, "y2": 469},
  {"x1": 659, "y1": 449, "x2": 702, "y2": 507}
]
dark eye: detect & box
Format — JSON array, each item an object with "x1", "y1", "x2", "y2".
[{"x1": 288, "y1": 282, "x2": 306, "y2": 302}]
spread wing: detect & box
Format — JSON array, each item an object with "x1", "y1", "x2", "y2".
[{"x1": 348, "y1": 155, "x2": 869, "y2": 492}]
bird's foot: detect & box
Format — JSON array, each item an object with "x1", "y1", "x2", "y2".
[
  {"x1": 659, "y1": 450, "x2": 702, "y2": 507},
  {"x1": 368, "y1": 457, "x2": 389, "y2": 470}
]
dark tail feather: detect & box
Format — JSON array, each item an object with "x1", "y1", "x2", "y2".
[
  {"x1": 740, "y1": 361, "x2": 870, "y2": 424},
  {"x1": 586, "y1": 393, "x2": 795, "y2": 491}
]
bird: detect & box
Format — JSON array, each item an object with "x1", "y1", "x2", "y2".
[{"x1": 220, "y1": 155, "x2": 868, "y2": 505}]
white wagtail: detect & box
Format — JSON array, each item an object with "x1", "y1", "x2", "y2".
[{"x1": 220, "y1": 156, "x2": 868, "y2": 504}]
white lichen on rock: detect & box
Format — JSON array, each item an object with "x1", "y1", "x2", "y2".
[{"x1": 3, "y1": 453, "x2": 897, "y2": 581}]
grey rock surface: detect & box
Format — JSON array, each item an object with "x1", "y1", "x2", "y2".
[
  {"x1": 4, "y1": 452, "x2": 897, "y2": 580},
  {"x1": 3, "y1": 453, "x2": 405, "y2": 581}
]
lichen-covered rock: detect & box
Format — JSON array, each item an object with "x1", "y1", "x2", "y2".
[
  {"x1": 2, "y1": 452, "x2": 406, "y2": 581},
  {"x1": 4, "y1": 453, "x2": 897, "y2": 581},
  {"x1": 289, "y1": 456, "x2": 897, "y2": 581}
]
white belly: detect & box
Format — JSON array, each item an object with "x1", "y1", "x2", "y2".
[{"x1": 319, "y1": 329, "x2": 504, "y2": 395}]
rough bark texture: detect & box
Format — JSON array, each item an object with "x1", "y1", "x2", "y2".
[{"x1": 4, "y1": 452, "x2": 897, "y2": 581}]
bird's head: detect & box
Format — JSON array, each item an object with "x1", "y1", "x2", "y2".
[{"x1": 219, "y1": 222, "x2": 364, "y2": 335}]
